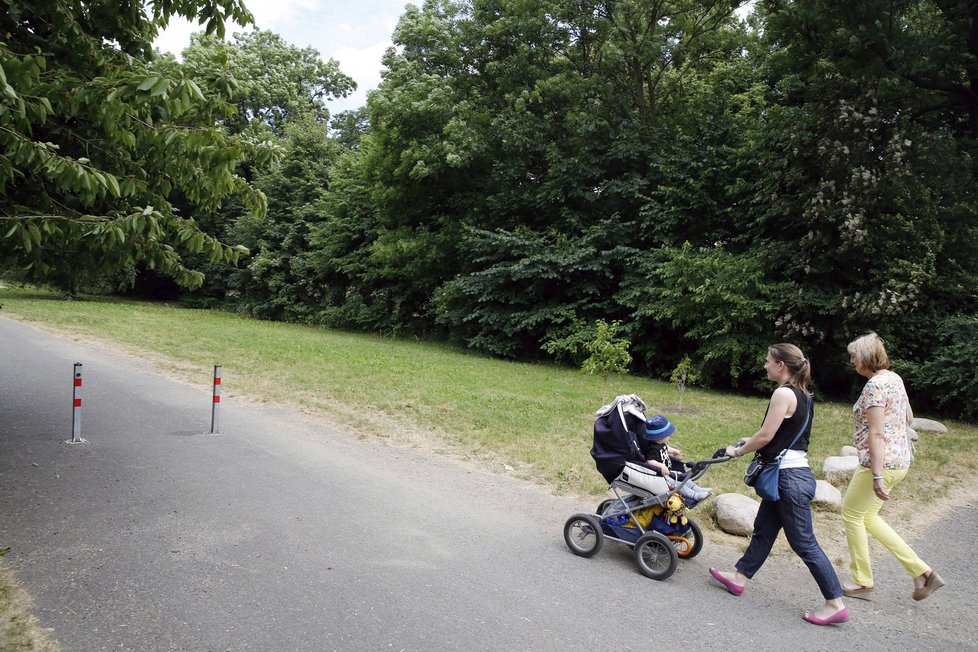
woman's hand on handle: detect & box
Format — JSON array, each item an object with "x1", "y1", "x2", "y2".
[{"x1": 724, "y1": 439, "x2": 747, "y2": 458}]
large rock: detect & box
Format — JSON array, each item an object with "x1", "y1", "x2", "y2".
[
  {"x1": 813, "y1": 480, "x2": 843, "y2": 507},
  {"x1": 823, "y1": 455, "x2": 860, "y2": 481},
  {"x1": 840, "y1": 445, "x2": 858, "y2": 457},
  {"x1": 715, "y1": 493, "x2": 759, "y2": 537},
  {"x1": 911, "y1": 418, "x2": 947, "y2": 432}
]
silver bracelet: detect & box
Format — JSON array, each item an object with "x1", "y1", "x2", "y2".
[{"x1": 872, "y1": 474, "x2": 884, "y2": 481}]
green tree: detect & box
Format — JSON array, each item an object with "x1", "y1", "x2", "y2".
[
  {"x1": 620, "y1": 242, "x2": 780, "y2": 389},
  {"x1": 329, "y1": 107, "x2": 370, "y2": 150},
  {"x1": 543, "y1": 318, "x2": 633, "y2": 399},
  {"x1": 579, "y1": 319, "x2": 633, "y2": 401},
  {"x1": 232, "y1": 115, "x2": 346, "y2": 320},
  {"x1": 155, "y1": 27, "x2": 357, "y2": 305},
  {"x1": 341, "y1": 0, "x2": 750, "y2": 347},
  {"x1": 670, "y1": 355, "x2": 699, "y2": 408},
  {"x1": 180, "y1": 29, "x2": 355, "y2": 138},
  {"x1": 907, "y1": 315, "x2": 978, "y2": 419},
  {"x1": 0, "y1": 0, "x2": 277, "y2": 293},
  {"x1": 303, "y1": 149, "x2": 384, "y2": 329},
  {"x1": 435, "y1": 221, "x2": 639, "y2": 357},
  {"x1": 737, "y1": 0, "x2": 978, "y2": 393}
]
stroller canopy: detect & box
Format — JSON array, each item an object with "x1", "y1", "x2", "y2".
[{"x1": 591, "y1": 395, "x2": 649, "y2": 484}]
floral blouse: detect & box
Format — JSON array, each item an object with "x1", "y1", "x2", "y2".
[{"x1": 852, "y1": 369, "x2": 913, "y2": 470}]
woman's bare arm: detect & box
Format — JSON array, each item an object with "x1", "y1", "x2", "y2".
[{"x1": 727, "y1": 387, "x2": 796, "y2": 457}]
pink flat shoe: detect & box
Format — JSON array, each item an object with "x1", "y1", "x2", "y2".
[
  {"x1": 709, "y1": 567, "x2": 745, "y2": 596},
  {"x1": 803, "y1": 608, "x2": 849, "y2": 626}
]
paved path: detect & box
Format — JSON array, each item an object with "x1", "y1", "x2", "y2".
[{"x1": 1, "y1": 316, "x2": 974, "y2": 651}]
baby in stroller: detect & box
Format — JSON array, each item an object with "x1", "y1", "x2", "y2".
[
  {"x1": 590, "y1": 395, "x2": 710, "y2": 503},
  {"x1": 642, "y1": 414, "x2": 711, "y2": 502}
]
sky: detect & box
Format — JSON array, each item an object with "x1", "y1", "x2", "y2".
[{"x1": 154, "y1": 0, "x2": 414, "y2": 114}]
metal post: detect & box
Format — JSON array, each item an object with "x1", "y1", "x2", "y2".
[
  {"x1": 210, "y1": 365, "x2": 221, "y2": 434},
  {"x1": 66, "y1": 362, "x2": 87, "y2": 444}
]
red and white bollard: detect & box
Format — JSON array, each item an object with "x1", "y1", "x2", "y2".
[
  {"x1": 210, "y1": 365, "x2": 221, "y2": 434},
  {"x1": 66, "y1": 362, "x2": 87, "y2": 444}
]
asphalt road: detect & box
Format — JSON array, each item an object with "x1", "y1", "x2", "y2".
[{"x1": 1, "y1": 315, "x2": 975, "y2": 651}]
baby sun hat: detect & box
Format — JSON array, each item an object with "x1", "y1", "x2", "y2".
[{"x1": 643, "y1": 414, "x2": 676, "y2": 440}]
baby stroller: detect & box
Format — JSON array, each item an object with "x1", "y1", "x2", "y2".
[{"x1": 562, "y1": 395, "x2": 729, "y2": 580}]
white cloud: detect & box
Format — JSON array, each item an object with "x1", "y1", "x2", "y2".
[
  {"x1": 154, "y1": 17, "x2": 199, "y2": 58},
  {"x1": 328, "y1": 41, "x2": 392, "y2": 113},
  {"x1": 246, "y1": 0, "x2": 323, "y2": 30}
]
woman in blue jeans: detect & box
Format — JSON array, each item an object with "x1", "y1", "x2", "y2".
[{"x1": 708, "y1": 344, "x2": 847, "y2": 626}]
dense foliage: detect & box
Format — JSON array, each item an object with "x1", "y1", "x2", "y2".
[
  {"x1": 4, "y1": 0, "x2": 976, "y2": 418},
  {"x1": 0, "y1": 0, "x2": 285, "y2": 292}
]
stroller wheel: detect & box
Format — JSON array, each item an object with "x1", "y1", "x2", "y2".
[
  {"x1": 563, "y1": 514, "x2": 604, "y2": 558},
  {"x1": 634, "y1": 531, "x2": 679, "y2": 580},
  {"x1": 669, "y1": 517, "x2": 704, "y2": 559}
]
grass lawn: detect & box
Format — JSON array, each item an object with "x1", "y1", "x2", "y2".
[{"x1": 2, "y1": 285, "x2": 976, "y2": 621}]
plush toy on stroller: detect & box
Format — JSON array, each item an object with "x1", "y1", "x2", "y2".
[{"x1": 563, "y1": 394, "x2": 729, "y2": 580}]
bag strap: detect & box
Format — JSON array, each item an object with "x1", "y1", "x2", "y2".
[{"x1": 773, "y1": 394, "x2": 812, "y2": 463}]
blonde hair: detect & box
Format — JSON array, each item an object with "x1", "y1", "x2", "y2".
[
  {"x1": 847, "y1": 332, "x2": 890, "y2": 372},
  {"x1": 769, "y1": 343, "x2": 811, "y2": 393}
]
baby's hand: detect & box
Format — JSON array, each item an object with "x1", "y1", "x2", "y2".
[{"x1": 667, "y1": 445, "x2": 682, "y2": 457}]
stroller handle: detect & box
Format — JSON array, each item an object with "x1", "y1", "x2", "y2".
[{"x1": 682, "y1": 453, "x2": 734, "y2": 480}]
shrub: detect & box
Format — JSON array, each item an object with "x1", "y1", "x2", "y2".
[{"x1": 904, "y1": 315, "x2": 978, "y2": 420}]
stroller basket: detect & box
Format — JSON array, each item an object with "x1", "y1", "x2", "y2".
[{"x1": 599, "y1": 495, "x2": 691, "y2": 543}]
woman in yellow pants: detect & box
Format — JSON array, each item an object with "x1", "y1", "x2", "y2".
[{"x1": 842, "y1": 333, "x2": 943, "y2": 601}]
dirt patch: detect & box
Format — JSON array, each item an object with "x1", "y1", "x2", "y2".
[{"x1": 0, "y1": 563, "x2": 59, "y2": 651}]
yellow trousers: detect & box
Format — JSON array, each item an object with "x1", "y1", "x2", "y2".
[{"x1": 842, "y1": 466, "x2": 930, "y2": 586}]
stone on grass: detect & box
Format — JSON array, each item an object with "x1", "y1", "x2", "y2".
[
  {"x1": 814, "y1": 480, "x2": 843, "y2": 507},
  {"x1": 823, "y1": 455, "x2": 860, "y2": 481},
  {"x1": 911, "y1": 418, "x2": 947, "y2": 432},
  {"x1": 715, "y1": 493, "x2": 759, "y2": 537},
  {"x1": 907, "y1": 427, "x2": 919, "y2": 442},
  {"x1": 840, "y1": 445, "x2": 858, "y2": 457}
]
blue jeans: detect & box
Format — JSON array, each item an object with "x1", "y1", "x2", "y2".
[{"x1": 736, "y1": 467, "x2": 842, "y2": 600}]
